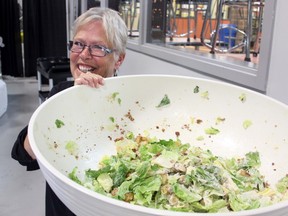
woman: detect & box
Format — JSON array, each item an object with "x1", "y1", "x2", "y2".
[{"x1": 12, "y1": 7, "x2": 128, "y2": 216}]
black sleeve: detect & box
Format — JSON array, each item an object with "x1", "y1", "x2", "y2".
[
  {"x1": 11, "y1": 81, "x2": 74, "y2": 171},
  {"x1": 46, "y1": 183, "x2": 76, "y2": 216},
  {"x1": 11, "y1": 126, "x2": 40, "y2": 171},
  {"x1": 47, "y1": 81, "x2": 74, "y2": 98}
]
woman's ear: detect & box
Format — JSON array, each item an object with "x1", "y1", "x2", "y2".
[{"x1": 115, "y1": 53, "x2": 126, "y2": 70}]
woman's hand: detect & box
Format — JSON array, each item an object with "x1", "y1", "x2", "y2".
[
  {"x1": 74, "y1": 72, "x2": 105, "y2": 88},
  {"x1": 24, "y1": 135, "x2": 36, "y2": 160}
]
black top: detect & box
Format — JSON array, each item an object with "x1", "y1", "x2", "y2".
[{"x1": 11, "y1": 81, "x2": 76, "y2": 216}]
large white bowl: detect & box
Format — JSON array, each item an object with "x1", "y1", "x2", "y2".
[{"x1": 29, "y1": 75, "x2": 288, "y2": 216}]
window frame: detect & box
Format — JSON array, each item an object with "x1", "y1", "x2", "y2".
[{"x1": 126, "y1": 0, "x2": 276, "y2": 92}]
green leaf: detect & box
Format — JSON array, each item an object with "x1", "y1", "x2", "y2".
[
  {"x1": 173, "y1": 183, "x2": 202, "y2": 203},
  {"x1": 243, "y1": 120, "x2": 252, "y2": 129},
  {"x1": 239, "y1": 93, "x2": 247, "y2": 102},
  {"x1": 156, "y1": 94, "x2": 170, "y2": 108},
  {"x1": 68, "y1": 167, "x2": 82, "y2": 185},
  {"x1": 111, "y1": 162, "x2": 129, "y2": 187},
  {"x1": 109, "y1": 116, "x2": 115, "y2": 123},
  {"x1": 117, "y1": 180, "x2": 133, "y2": 199},
  {"x1": 201, "y1": 91, "x2": 209, "y2": 99},
  {"x1": 276, "y1": 176, "x2": 288, "y2": 193},
  {"x1": 245, "y1": 151, "x2": 261, "y2": 168},
  {"x1": 65, "y1": 141, "x2": 78, "y2": 155},
  {"x1": 111, "y1": 92, "x2": 119, "y2": 100},
  {"x1": 133, "y1": 176, "x2": 162, "y2": 205},
  {"x1": 205, "y1": 127, "x2": 220, "y2": 135},
  {"x1": 97, "y1": 173, "x2": 113, "y2": 192},
  {"x1": 55, "y1": 119, "x2": 64, "y2": 128},
  {"x1": 85, "y1": 166, "x2": 112, "y2": 179}
]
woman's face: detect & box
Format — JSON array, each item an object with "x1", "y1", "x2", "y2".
[{"x1": 70, "y1": 20, "x2": 122, "y2": 79}]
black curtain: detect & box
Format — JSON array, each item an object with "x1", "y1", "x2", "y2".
[
  {"x1": 0, "y1": 0, "x2": 24, "y2": 77},
  {"x1": 108, "y1": 0, "x2": 120, "y2": 11},
  {"x1": 23, "y1": 0, "x2": 67, "y2": 77}
]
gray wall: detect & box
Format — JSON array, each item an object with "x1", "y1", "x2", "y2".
[{"x1": 266, "y1": 0, "x2": 288, "y2": 104}]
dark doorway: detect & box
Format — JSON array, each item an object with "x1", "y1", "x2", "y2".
[
  {"x1": 22, "y1": 0, "x2": 67, "y2": 77},
  {"x1": 0, "y1": 0, "x2": 24, "y2": 77}
]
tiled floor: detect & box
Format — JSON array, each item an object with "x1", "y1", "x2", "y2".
[{"x1": 0, "y1": 77, "x2": 45, "y2": 216}]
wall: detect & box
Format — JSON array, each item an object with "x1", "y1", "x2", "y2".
[
  {"x1": 120, "y1": 49, "x2": 219, "y2": 81},
  {"x1": 266, "y1": 0, "x2": 288, "y2": 105},
  {"x1": 121, "y1": 0, "x2": 288, "y2": 105},
  {"x1": 0, "y1": 80, "x2": 7, "y2": 117}
]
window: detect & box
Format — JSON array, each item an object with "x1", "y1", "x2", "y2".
[{"x1": 124, "y1": 0, "x2": 275, "y2": 91}]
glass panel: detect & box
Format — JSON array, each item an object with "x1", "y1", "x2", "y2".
[
  {"x1": 119, "y1": 0, "x2": 141, "y2": 39},
  {"x1": 148, "y1": 0, "x2": 264, "y2": 67}
]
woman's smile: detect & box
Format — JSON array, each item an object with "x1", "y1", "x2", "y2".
[{"x1": 78, "y1": 64, "x2": 96, "y2": 73}]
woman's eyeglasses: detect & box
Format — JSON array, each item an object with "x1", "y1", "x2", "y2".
[{"x1": 68, "y1": 41, "x2": 114, "y2": 57}]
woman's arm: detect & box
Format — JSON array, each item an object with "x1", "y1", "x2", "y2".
[{"x1": 11, "y1": 126, "x2": 39, "y2": 171}]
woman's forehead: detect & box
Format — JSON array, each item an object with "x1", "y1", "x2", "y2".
[{"x1": 74, "y1": 21, "x2": 109, "y2": 44}]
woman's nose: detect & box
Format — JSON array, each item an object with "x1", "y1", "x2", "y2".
[{"x1": 80, "y1": 46, "x2": 92, "y2": 58}]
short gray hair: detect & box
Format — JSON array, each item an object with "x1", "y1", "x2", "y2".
[{"x1": 73, "y1": 8, "x2": 128, "y2": 59}]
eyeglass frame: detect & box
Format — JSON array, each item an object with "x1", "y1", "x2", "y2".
[{"x1": 67, "y1": 40, "x2": 114, "y2": 57}]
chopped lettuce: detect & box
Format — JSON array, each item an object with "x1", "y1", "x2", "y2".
[
  {"x1": 55, "y1": 119, "x2": 65, "y2": 128},
  {"x1": 68, "y1": 167, "x2": 82, "y2": 185},
  {"x1": 109, "y1": 92, "x2": 121, "y2": 105},
  {"x1": 97, "y1": 173, "x2": 113, "y2": 192},
  {"x1": 68, "y1": 134, "x2": 288, "y2": 213},
  {"x1": 239, "y1": 93, "x2": 247, "y2": 102},
  {"x1": 156, "y1": 94, "x2": 170, "y2": 108},
  {"x1": 109, "y1": 116, "x2": 115, "y2": 123},
  {"x1": 201, "y1": 91, "x2": 209, "y2": 99},
  {"x1": 205, "y1": 127, "x2": 220, "y2": 135},
  {"x1": 243, "y1": 120, "x2": 252, "y2": 129},
  {"x1": 65, "y1": 141, "x2": 78, "y2": 155},
  {"x1": 276, "y1": 176, "x2": 288, "y2": 193},
  {"x1": 152, "y1": 150, "x2": 179, "y2": 168}
]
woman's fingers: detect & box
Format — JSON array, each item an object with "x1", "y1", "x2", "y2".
[{"x1": 74, "y1": 72, "x2": 104, "y2": 88}]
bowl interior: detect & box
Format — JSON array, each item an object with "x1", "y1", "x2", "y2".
[{"x1": 29, "y1": 75, "x2": 288, "y2": 215}]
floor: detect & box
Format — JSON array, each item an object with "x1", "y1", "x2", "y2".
[
  {"x1": 127, "y1": 35, "x2": 260, "y2": 66},
  {"x1": 0, "y1": 77, "x2": 45, "y2": 216},
  {"x1": 165, "y1": 37, "x2": 260, "y2": 65}
]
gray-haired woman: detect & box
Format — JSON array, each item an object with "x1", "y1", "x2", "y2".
[{"x1": 12, "y1": 7, "x2": 128, "y2": 216}]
